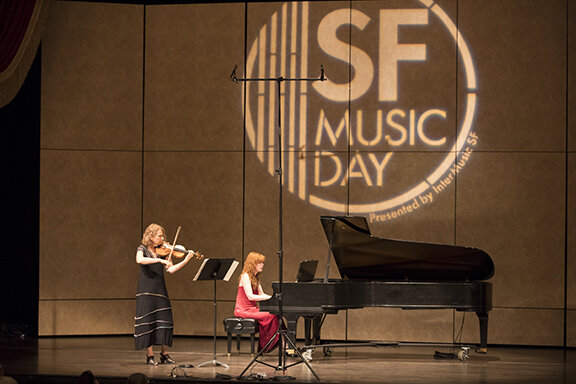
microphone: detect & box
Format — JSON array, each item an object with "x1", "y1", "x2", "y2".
[{"x1": 320, "y1": 65, "x2": 325, "y2": 81}]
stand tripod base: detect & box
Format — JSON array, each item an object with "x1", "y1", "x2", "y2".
[
  {"x1": 198, "y1": 359, "x2": 229, "y2": 368},
  {"x1": 237, "y1": 330, "x2": 319, "y2": 381}
]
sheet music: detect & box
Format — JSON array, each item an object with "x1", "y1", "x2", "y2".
[
  {"x1": 193, "y1": 258, "x2": 210, "y2": 281},
  {"x1": 223, "y1": 260, "x2": 239, "y2": 281}
]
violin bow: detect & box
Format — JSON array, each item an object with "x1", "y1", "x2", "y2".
[{"x1": 167, "y1": 225, "x2": 182, "y2": 264}]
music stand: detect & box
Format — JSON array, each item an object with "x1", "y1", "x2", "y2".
[{"x1": 194, "y1": 258, "x2": 239, "y2": 368}]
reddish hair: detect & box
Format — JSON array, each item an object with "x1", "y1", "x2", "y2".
[{"x1": 242, "y1": 251, "x2": 266, "y2": 289}]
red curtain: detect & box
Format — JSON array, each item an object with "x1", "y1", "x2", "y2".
[
  {"x1": 0, "y1": 0, "x2": 36, "y2": 73},
  {"x1": 0, "y1": 0, "x2": 47, "y2": 107}
]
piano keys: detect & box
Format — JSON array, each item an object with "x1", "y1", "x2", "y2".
[{"x1": 260, "y1": 216, "x2": 495, "y2": 353}]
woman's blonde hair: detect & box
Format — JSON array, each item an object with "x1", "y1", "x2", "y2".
[
  {"x1": 242, "y1": 251, "x2": 266, "y2": 289},
  {"x1": 141, "y1": 223, "x2": 165, "y2": 247}
]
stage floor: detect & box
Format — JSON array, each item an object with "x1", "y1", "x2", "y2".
[{"x1": 0, "y1": 336, "x2": 574, "y2": 384}]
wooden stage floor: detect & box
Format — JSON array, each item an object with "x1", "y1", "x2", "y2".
[{"x1": 0, "y1": 336, "x2": 574, "y2": 384}]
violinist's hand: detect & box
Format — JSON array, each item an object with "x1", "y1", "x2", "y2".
[
  {"x1": 188, "y1": 250, "x2": 203, "y2": 260},
  {"x1": 160, "y1": 259, "x2": 172, "y2": 268}
]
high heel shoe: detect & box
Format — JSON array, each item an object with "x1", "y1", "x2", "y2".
[
  {"x1": 160, "y1": 353, "x2": 175, "y2": 364},
  {"x1": 146, "y1": 355, "x2": 158, "y2": 366}
]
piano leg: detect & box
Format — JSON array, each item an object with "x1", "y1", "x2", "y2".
[
  {"x1": 304, "y1": 318, "x2": 312, "y2": 346},
  {"x1": 303, "y1": 316, "x2": 324, "y2": 346},
  {"x1": 312, "y1": 316, "x2": 323, "y2": 345},
  {"x1": 476, "y1": 310, "x2": 489, "y2": 353},
  {"x1": 283, "y1": 314, "x2": 300, "y2": 352}
]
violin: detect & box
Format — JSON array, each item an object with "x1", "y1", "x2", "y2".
[{"x1": 156, "y1": 242, "x2": 204, "y2": 260}]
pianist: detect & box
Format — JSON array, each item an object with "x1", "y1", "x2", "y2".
[{"x1": 234, "y1": 251, "x2": 280, "y2": 353}]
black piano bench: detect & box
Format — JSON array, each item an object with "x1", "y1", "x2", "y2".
[{"x1": 223, "y1": 317, "x2": 259, "y2": 356}]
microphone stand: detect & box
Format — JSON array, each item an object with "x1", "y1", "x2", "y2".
[{"x1": 232, "y1": 65, "x2": 325, "y2": 381}]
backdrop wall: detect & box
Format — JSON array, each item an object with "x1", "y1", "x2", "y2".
[{"x1": 38, "y1": 0, "x2": 575, "y2": 348}]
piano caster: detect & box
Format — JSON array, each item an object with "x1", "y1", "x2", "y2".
[
  {"x1": 302, "y1": 349, "x2": 314, "y2": 362},
  {"x1": 458, "y1": 347, "x2": 470, "y2": 361},
  {"x1": 323, "y1": 346, "x2": 333, "y2": 357}
]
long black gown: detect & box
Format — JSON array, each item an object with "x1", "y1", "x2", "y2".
[{"x1": 134, "y1": 244, "x2": 173, "y2": 350}]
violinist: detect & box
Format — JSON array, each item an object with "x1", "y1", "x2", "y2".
[{"x1": 134, "y1": 223, "x2": 196, "y2": 365}]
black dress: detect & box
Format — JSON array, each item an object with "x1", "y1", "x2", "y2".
[{"x1": 134, "y1": 244, "x2": 173, "y2": 350}]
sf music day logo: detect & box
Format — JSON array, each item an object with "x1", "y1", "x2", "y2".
[{"x1": 242, "y1": 0, "x2": 479, "y2": 222}]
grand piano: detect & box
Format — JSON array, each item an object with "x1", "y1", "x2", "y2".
[{"x1": 260, "y1": 216, "x2": 495, "y2": 353}]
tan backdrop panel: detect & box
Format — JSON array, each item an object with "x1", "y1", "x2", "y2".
[
  {"x1": 352, "y1": 152, "x2": 457, "y2": 244},
  {"x1": 456, "y1": 153, "x2": 566, "y2": 309},
  {"x1": 348, "y1": 308, "x2": 455, "y2": 344},
  {"x1": 350, "y1": 0, "x2": 458, "y2": 154},
  {"x1": 243, "y1": 150, "x2": 347, "y2": 286},
  {"x1": 173, "y1": 301, "x2": 236, "y2": 337},
  {"x1": 142, "y1": 152, "x2": 244, "y2": 301},
  {"x1": 41, "y1": 1, "x2": 143, "y2": 150},
  {"x1": 145, "y1": 3, "x2": 245, "y2": 152},
  {"x1": 489, "y1": 308, "x2": 564, "y2": 347},
  {"x1": 459, "y1": 0, "x2": 566, "y2": 152},
  {"x1": 39, "y1": 150, "x2": 142, "y2": 300},
  {"x1": 39, "y1": 300, "x2": 134, "y2": 336}
]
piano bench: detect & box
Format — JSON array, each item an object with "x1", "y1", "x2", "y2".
[{"x1": 223, "y1": 317, "x2": 259, "y2": 356}]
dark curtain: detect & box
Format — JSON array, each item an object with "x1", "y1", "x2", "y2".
[
  {"x1": 0, "y1": 0, "x2": 47, "y2": 107},
  {"x1": 0, "y1": 0, "x2": 36, "y2": 72}
]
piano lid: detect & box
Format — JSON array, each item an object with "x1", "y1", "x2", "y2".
[{"x1": 321, "y1": 216, "x2": 495, "y2": 282}]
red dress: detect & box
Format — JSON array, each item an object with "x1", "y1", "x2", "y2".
[{"x1": 234, "y1": 286, "x2": 280, "y2": 352}]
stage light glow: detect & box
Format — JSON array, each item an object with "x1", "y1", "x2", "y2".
[{"x1": 243, "y1": 1, "x2": 479, "y2": 221}]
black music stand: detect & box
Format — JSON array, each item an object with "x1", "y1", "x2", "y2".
[{"x1": 194, "y1": 258, "x2": 239, "y2": 368}]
